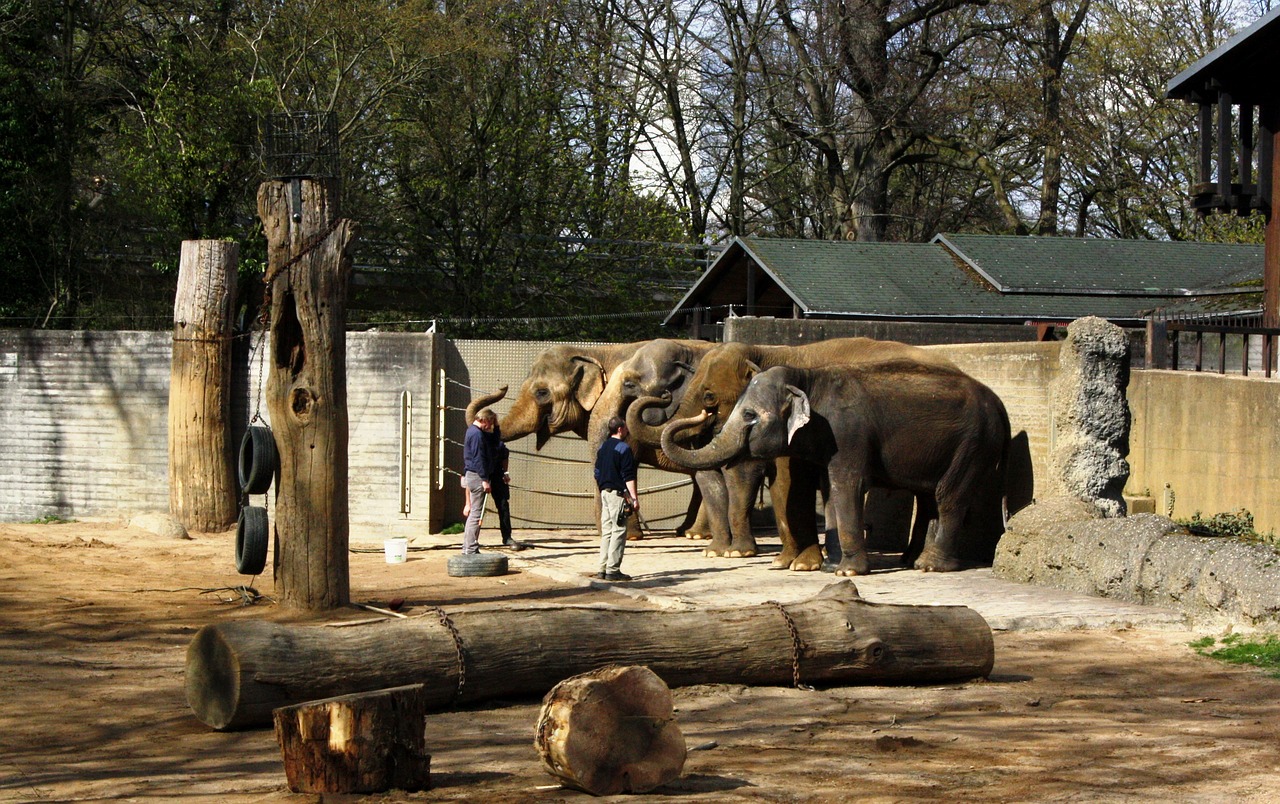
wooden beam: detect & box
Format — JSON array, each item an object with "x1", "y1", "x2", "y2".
[{"x1": 1266, "y1": 105, "x2": 1280, "y2": 328}]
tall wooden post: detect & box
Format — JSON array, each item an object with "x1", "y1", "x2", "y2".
[
  {"x1": 169, "y1": 239, "x2": 239, "y2": 532},
  {"x1": 258, "y1": 178, "x2": 359, "y2": 610},
  {"x1": 1264, "y1": 106, "x2": 1280, "y2": 329}
]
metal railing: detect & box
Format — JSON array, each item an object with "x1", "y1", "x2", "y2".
[{"x1": 1146, "y1": 314, "x2": 1280, "y2": 377}]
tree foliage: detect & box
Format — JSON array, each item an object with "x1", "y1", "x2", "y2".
[{"x1": 0, "y1": 0, "x2": 1270, "y2": 334}]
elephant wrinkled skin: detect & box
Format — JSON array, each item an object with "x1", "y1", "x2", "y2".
[{"x1": 661, "y1": 361, "x2": 1010, "y2": 576}]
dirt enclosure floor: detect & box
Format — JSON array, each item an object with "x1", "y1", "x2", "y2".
[{"x1": 2, "y1": 520, "x2": 1280, "y2": 803}]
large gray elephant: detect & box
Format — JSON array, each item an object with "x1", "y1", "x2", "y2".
[
  {"x1": 627, "y1": 338, "x2": 956, "y2": 566},
  {"x1": 660, "y1": 360, "x2": 1010, "y2": 576}
]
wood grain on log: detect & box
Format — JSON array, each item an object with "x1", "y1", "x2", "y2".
[
  {"x1": 273, "y1": 684, "x2": 430, "y2": 793},
  {"x1": 168, "y1": 239, "x2": 238, "y2": 531},
  {"x1": 535, "y1": 665, "x2": 686, "y2": 795},
  {"x1": 257, "y1": 178, "x2": 359, "y2": 610},
  {"x1": 186, "y1": 581, "x2": 993, "y2": 730}
]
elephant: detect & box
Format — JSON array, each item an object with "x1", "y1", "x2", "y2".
[
  {"x1": 659, "y1": 359, "x2": 1010, "y2": 576},
  {"x1": 627, "y1": 338, "x2": 956, "y2": 567},
  {"x1": 585, "y1": 339, "x2": 721, "y2": 539}
]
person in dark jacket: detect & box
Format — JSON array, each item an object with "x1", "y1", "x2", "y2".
[
  {"x1": 593, "y1": 416, "x2": 639, "y2": 581},
  {"x1": 461, "y1": 408, "x2": 501, "y2": 554}
]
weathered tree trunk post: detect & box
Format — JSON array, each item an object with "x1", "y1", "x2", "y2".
[
  {"x1": 169, "y1": 239, "x2": 239, "y2": 532},
  {"x1": 257, "y1": 178, "x2": 359, "y2": 610}
]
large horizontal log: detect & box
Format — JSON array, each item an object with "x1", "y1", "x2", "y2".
[{"x1": 186, "y1": 581, "x2": 993, "y2": 730}]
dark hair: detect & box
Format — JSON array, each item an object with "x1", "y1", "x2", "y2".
[{"x1": 607, "y1": 416, "x2": 626, "y2": 434}]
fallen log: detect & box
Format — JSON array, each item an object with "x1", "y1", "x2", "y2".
[
  {"x1": 273, "y1": 684, "x2": 430, "y2": 794},
  {"x1": 535, "y1": 665, "x2": 686, "y2": 795},
  {"x1": 186, "y1": 581, "x2": 993, "y2": 730}
]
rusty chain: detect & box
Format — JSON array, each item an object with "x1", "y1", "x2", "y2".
[
  {"x1": 766, "y1": 600, "x2": 814, "y2": 691},
  {"x1": 431, "y1": 606, "x2": 467, "y2": 703}
]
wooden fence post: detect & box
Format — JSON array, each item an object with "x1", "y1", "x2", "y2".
[
  {"x1": 258, "y1": 178, "x2": 359, "y2": 610},
  {"x1": 169, "y1": 239, "x2": 239, "y2": 532}
]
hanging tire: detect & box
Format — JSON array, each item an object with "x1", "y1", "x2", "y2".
[
  {"x1": 447, "y1": 553, "x2": 508, "y2": 577},
  {"x1": 238, "y1": 426, "x2": 277, "y2": 495},
  {"x1": 236, "y1": 506, "x2": 269, "y2": 576}
]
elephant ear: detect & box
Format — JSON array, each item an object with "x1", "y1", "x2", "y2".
[
  {"x1": 572, "y1": 355, "x2": 608, "y2": 411},
  {"x1": 785, "y1": 384, "x2": 810, "y2": 443}
]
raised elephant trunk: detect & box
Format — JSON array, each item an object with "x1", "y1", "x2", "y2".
[
  {"x1": 625, "y1": 394, "x2": 673, "y2": 448},
  {"x1": 465, "y1": 386, "x2": 508, "y2": 426},
  {"x1": 661, "y1": 411, "x2": 745, "y2": 470}
]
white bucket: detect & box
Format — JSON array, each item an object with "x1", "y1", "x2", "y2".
[{"x1": 384, "y1": 537, "x2": 409, "y2": 564}]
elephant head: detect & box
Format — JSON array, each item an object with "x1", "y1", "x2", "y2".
[
  {"x1": 590, "y1": 339, "x2": 712, "y2": 449},
  {"x1": 661, "y1": 369, "x2": 810, "y2": 470},
  {"x1": 630, "y1": 342, "x2": 762, "y2": 451},
  {"x1": 467, "y1": 345, "x2": 614, "y2": 448}
]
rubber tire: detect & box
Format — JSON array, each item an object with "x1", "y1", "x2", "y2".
[
  {"x1": 238, "y1": 426, "x2": 277, "y2": 495},
  {"x1": 236, "y1": 506, "x2": 269, "y2": 576},
  {"x1": 447, "y1": 553, "x2": 509, "y2": 577}
]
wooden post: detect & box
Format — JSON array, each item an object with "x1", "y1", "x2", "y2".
[
  {"x1": 257, "y1": 178, "x2": 359, "y2": 610},
  {"x1": 274, "y1": 684, "x2": 431, "y2": 793},
  {"x1": 169, "y1": 239, "x2": 239, "y2": 532},
  {"x1": 185, "y1": 581, "x2": 994, "y2": 730},
  {"x1": 1264, "y1": 106, "x2": 1280, "y2": 329}
]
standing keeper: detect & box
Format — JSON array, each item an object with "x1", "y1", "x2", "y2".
[{"x1": 593, "y1": 416, "x2": 639, "y2": 581}]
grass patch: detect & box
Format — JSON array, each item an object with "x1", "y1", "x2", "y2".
[
  {"x1": 25, "y1": 515, "x2": 75, "y2": 525},
  {"x1": 440, "y1": 522, "x2": 465, "y2": 535},
  {"x1": 1191, "y1": 634, "x2": 1280, "y2": 678}
]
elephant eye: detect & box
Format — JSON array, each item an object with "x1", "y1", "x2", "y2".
[
  {"x1": 703, "y1": 391, "x2": 717, "y2": 407},
  {"x1": 740, "y1": 408, "x2": 758, "y2": 426},
  {"x1": 623, "y1": 379, "x2": 637, "y2": 390},
  {"x1": 534, "y1": 387, "x2": 551, "y2": 402}
]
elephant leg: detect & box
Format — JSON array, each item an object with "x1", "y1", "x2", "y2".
[
  {"x1": 782, "y1": 460, "x2": 823, "y2": 571},
  {"x1": 720, "y1": 460, "x2": 764, "y2": 558},
  {"x1": 828, "y1": 472, "x2": 870, "y2": 576},
  {"x1": 901, "y1": 494, "x2": 937, "y2": 568},
  {"x1": 916, "y1": 465, "x2": 981, "y2": 572},
  {"x1": 693, "y1": 470, "x2": 731, "y2": 555},
  {"x1": 769, "y1": 457, "x2": 800, "y2": 568},
  {"x1": 673, "y1": 481, "x2": 704, "y2": 539}
]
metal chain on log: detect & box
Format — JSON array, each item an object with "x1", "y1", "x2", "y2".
[
  {"x1": 431, "y1": 606, "x2": 468, "y2": 702},
  {"x1": 766, "y1": 600, "x2": 814, "y2": 691}
]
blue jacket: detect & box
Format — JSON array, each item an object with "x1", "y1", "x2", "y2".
[
  {"x1": 464, "y1": 424, "x2": 501, "y2": 480},
  {"x1": 594, "y1": 436, "x2": 637, "y2": 492}
]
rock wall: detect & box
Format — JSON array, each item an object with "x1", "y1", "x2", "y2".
[{"x1": 994, "y1": 498, "x2": 1280, "y2": 628}]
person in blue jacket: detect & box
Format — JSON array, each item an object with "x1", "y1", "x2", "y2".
[
  {"x1": 461, "y1": 408, "x2": 501, "y2": 555},
  {"x1": 593, "y1": 416, "x2": 639, "y2": 581}
]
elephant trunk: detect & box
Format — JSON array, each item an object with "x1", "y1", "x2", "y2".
[
  {"x1": 661, "y1": 412, "x2": 745, "y2": 470},
  {"x1": 466, "y1": 386, "x2": 509, "y2": 425},
  {"x1": 626, "y1": 394, "x2": 672, "y2": 448}
]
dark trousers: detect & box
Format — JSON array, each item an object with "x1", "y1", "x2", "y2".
[{"x1": 491, "y1": 479, "x2": 513, "y2": 542}]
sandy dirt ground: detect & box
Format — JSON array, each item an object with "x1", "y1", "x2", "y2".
[{"x1": 2, "y1": 519, "x2": 1280, "y2": 803}]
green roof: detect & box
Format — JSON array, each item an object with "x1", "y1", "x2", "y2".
[{"x1": 666, "y1": 235, "x2": 1263, "y2": 325}]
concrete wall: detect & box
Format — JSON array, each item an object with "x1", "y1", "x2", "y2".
[
  {"x1": 5, "y1": 328, "x2": 1277, "y2": 541},
  {"x1": 1128, "y1": 370, "x2": 1280, "y2": 536}
]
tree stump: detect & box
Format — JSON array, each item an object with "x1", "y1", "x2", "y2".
[
  {"x1": 186, "y1": 581, "x2": 994, "y2": 729},
  {"x1": 168, "y1": 239, "x2": 239, "y2": 532},
  {"x1": 535, "y1": 665, "x2": 685, "y2": 795},
  {"x1": 273, "y1": 684, "x2": 430, "y2": 794},
  {"x1": 257, "y1": 178, "x2": 359, "y2": 610}
]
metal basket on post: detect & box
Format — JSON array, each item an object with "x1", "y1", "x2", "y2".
[{"x1": 264, "y1": 111, "x2": 339, "y2": 222}]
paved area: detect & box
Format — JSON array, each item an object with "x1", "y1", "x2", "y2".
[{"x1": 402, "y1": 529, "x2": 1187, "y2": 632}]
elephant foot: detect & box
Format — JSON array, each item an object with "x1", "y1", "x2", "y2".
[
  {"x1": 769, "y1": 553, "x2": 796, "y2": 570},
  {"x1": 915, "y1": 550, "x2": 964, "y2": 572},
  {"x1": 832, "y1": 555, "x2": 871, "y2": 576},
  {"x1": 703, "y1": 547, "x2": 730, "y2": 557},
  {"x1": 789, "y1": 545, "x2": 824, "y2": 572},
  {"x1": 686, "y1": 532, "x2": 711, "y2": 540},
  {"x1": 726, "y1": 548, "x2": 758, "y2": 558}
]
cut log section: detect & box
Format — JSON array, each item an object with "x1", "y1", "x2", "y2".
[
  {"x1": 273, "y1": 684, "x2": 430, "y2": 794},
  {"x1": 535, "y1": 665, "x2": 686, "y2": 795},
  {"x1": 186, "y1": 581, "x2": 994, "y2": 730}
]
